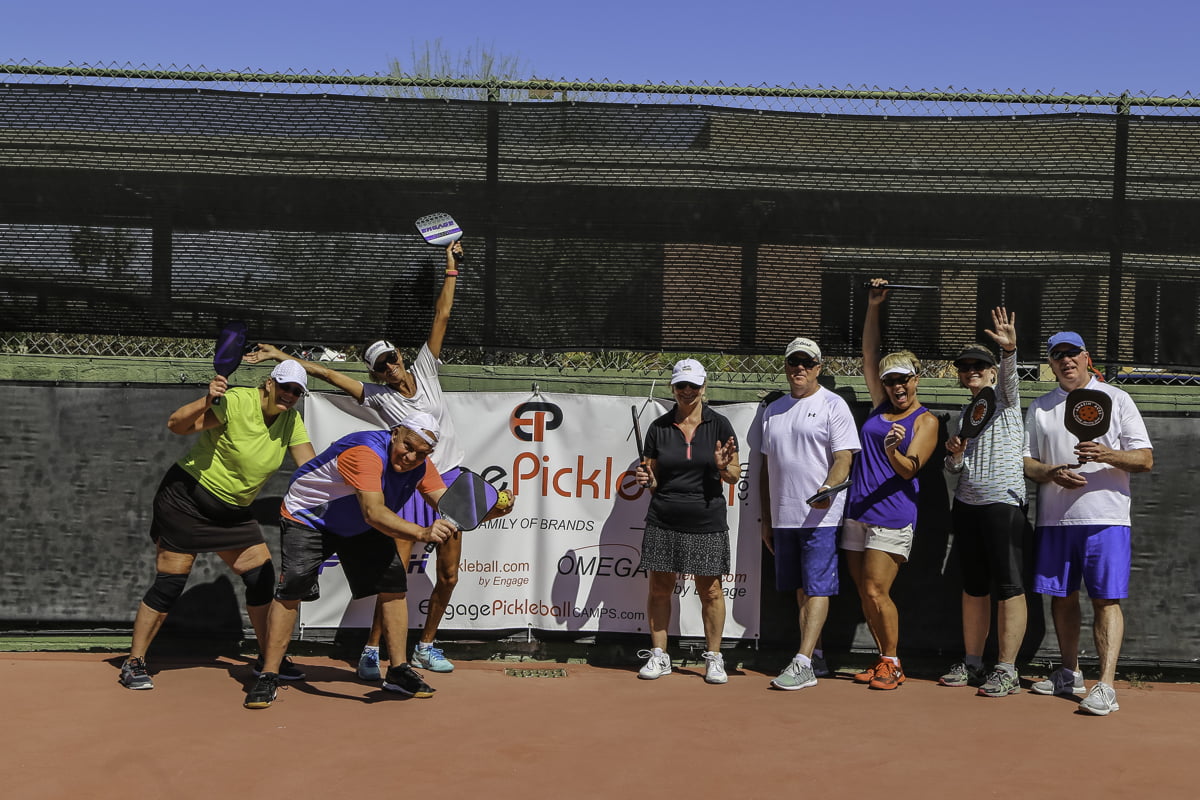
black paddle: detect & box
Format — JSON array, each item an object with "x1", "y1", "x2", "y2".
[
  {"x1": 1063, "y1": 388, "x2": 1113, "y2": 468},
  {"x1": 957, "y1": 386, "x2": 998, "y2": 439},
  {"x1": 806, "y1": 479, "x2": 851, "y2": 506},
  {"x1": 438, "y1": 468, "x2": 501, "y2": 532}
]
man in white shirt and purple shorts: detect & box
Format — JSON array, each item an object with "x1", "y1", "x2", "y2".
[
  {"x1": 1023, "y1": 331, "x2": 1153, "y2": 716},
  {"x1": 756, "y1": 337, "x2": 860, "y2": 690}
]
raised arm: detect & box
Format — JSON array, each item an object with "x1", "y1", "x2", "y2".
[
  {"x1": 166, "y1": 376, "x2": 227, "y2": 435},
  {"x1": 243, "y1": 343, "x2": 366, "y2": 402},
  {"x1": 984, "y1": 306, "x2": 1019, "y2": 406},
  {"x1": 862, "y1": 279, "x2": 890, "y2": 407},
  {"x1": 427, "y1": 241, "x2": 463, "y2": 360}
]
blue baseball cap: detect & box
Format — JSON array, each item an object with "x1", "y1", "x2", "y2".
[{"x1": 1047, "y1": 331, "x2": 1086, "y2": 354}]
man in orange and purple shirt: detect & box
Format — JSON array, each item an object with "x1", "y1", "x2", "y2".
[{"x1": 245, "y1": 413, "x2": 453, "y2": 709}]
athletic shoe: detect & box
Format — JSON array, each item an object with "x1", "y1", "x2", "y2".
[
  {"x1": 770, "y1": 659, "x2": 818, "y2": 691},
  {"x1": 383, "y1": 663, "x2": 436, "y2": 698},
  {"x1": 119, "y1": 656, "x2": 154, "y2": 690},
  {"x1": 244, "y1": 673, "x2": 279, "y2": 709},
  {"x1": 854, "y1": 657, "x2": 883, "y2": 684},
  {"x1": 253, "y1": 656, "x2": 306, "y2": 681},
  {"x1": 869, "y1": 659, "x2": 906, "y2": 690},
  {"x1": 702, "y1": 651, "x2": 728, "y2": 684},
  {"x1": 977, "y1": 667, "x2": 1021, "y2": 697},
  {"x1": 1031, "y1": 667, "x2": 1086, "y2": 696},
  {"x1": 1078, "y1": 681, "x2": 1120, "y2": 716},
  {"x1": 637, "y1": 649, "x2": 672, "y2": 680},
  {"x1": 811, "y1": 654, "x2": 831, "y2": 678},
  {"x1": 411, "y1": 643, "x2": 455, "y2": 673},
  {"x1": 939, "y1": 661, "x2": 986, "y2": 688},
  {"x1": 357, "y1": 648, "x2": 381, "y2": 681}
]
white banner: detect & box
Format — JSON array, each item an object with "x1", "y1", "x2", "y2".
[{"x1": 298, "y1": 391, "x2": 762, "y2": 639}]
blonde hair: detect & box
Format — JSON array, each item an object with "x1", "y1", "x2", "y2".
[{"x1": 879, "y1": 350, "x2": 921, "y2": 377}]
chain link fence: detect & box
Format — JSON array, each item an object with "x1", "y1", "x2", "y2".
[
  {"x1": 3, "y1": 63, "x2": 1200, "y2": 385},
  {"x1": 7, "y1": 331, "x2": 1196, "y2": 387},
  {"x1": 5, "y1": 61, "x2": 1200, "y2": 115}
]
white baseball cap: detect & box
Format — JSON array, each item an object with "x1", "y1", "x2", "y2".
[
  {"x1": 784, "y1": 337, "x2": 822, "y2": 362},
  {"x1": 269, "y1": 360, "x2": 308, "y2": 392},
  {"x1": 670, "y1": 358, "x2": 708, "y2": 385}
]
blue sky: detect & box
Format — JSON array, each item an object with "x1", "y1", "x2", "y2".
[{"x1": 4, "y1": 0, "x2": 1199, "y2": 96}]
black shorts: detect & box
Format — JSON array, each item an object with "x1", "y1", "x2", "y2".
[
  {"x1": 150, "y1": 464, "x2": 264, "y2": 553},
  {"x1": 952, "y1": 500, "x2": 1029, "y2": 600},
  {"x1": 276, "y1": 518, "x2": 409, "y2": 601}
]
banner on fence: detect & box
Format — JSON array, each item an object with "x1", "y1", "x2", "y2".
[{"x1": 298, "y1": 391, "x2": 763, "y2": 639}]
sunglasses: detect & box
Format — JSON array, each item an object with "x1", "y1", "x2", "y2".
[
  {"x1": 786, "y1": 355, "x2": 820, "y2": 369},
  {"x1": 955, "y1": 360, "x2": 989, "y2": 372},
  {"x1": 673, "y1": 382, "x2": 703, "y2": 392},
  {"x1": 881, "y1": 374, "x2": 914, "y2": 387},
  {"x1": 275, "y1": 382, "x2": 305, "y2": 396},
  {"x1": 372, "y1": 351, "x2": 400, "y2": 372},
  {"x1": 1049, "y1": 347, "x2": 1084, "y2": 361}
]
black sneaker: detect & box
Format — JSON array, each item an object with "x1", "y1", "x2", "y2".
[
  {"x1": 244, "y1": 672, "x2": 280, "y2": 709},
  {"x1": 119, "y1": 656, "x2": 154, "y2": 690},
  {"x1": 253, "y1": 656, "x2": 306, "y2": 681},
  {"x1": 383, "y1": 663, "x2": 436, "y2": 698}
]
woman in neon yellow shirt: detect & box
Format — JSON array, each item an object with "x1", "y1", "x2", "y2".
[{"x1": 118, "y1": 361, "x2": 316, "y2": 691}]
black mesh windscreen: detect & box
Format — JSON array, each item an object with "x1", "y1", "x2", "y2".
[{"x1": 2, "y1": 83, "x2": 1199, "y2": 365}]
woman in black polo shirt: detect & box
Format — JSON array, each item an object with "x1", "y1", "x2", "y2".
[{"x1": 634, "y1": 358, "x2": 741, "y2": 684}]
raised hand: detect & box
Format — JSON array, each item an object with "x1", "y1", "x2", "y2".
[
  {"x1": 984, "y1": 307, "x2": 1017, "y2": 353},
  {"x1": 868, "y1": 277, "x2": 891, "y2": 305},
  {"x1": 207, "y1": 374, "x2": 229, "y2": 403},
  {"x1": 243, "y1": 343, "x2": 285, "y2": 364},
  {"x1": 714, "y1": 437, "x2": 738, "y2": 471}
]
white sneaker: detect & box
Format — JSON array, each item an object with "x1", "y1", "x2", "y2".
[
  {"x1": 702, "y1": 651, "x2": 728, "y2": 684},
  {"x1": 1079, "y1": 681, "x2": 1120, "y2": 716},
  {"x1": 637, "y1": 649, "x2": 672, "y2": 680},
  {"x1": 1031, "y1": 667, "x2": 1086, "y2": 696}
]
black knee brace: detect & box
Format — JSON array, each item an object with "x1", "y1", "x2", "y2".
[
  {"x1": 240, "y1": 560, "x2": 277, "y2": 607},
  {"x1": 142, "y1": 572, "x2": 188, "y2": 613}
]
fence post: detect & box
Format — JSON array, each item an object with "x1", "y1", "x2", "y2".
[
  {"x1": 1107, "y1": 94, "x2": 1131, "y2": 379},
  {"x1": 484, "y1": 84, "x2": 500, "y2": 349}
]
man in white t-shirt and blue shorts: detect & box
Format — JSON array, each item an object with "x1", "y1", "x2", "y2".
[
  {"x1": 1023, "y1": 331, "x2": 1153, "y2": 716},
  {"x1": 756, "y1": 337, "x2": 861, "y2": 690}
]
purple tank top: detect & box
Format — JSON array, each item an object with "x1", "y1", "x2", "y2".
[{"x1": 846, "y1": 404, "x2": 929, "y2": 528}]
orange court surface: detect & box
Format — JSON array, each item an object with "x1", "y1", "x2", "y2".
[{"x1": 3, "y1": 651, "x2": 1196, "y2": 799}]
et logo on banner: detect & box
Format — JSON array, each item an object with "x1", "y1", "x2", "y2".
[{"x1": 510, "y1": 401, "x2": 564, "y2": 442}]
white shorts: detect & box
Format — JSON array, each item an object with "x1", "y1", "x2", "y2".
[{"x1": 841, "y1": 518, "x2": 914, "y2": 561}]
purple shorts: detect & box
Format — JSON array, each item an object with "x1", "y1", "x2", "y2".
[
  {"x1": 772, "y1": 526, "x2": 839, "y2": 596},
  {"x1": 1033, "y1": 524, "x2": 1130, "y2": 600}
]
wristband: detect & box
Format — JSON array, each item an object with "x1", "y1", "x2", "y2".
[{"x1": 445, "y1": 270, "x2": 459, "y2": 276}]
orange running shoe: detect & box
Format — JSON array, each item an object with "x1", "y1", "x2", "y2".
[
  {"x1": 869, "y1": 659, "x2": 906, "y2": 690},
  {"x1": 854, "y1": 657, "x2": 883, "y2": 684}
]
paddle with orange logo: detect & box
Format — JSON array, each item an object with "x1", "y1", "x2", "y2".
[
  {"x1": 956, "y1": 385, "x2": 997, "y2": 440},
  {"x1": 1063, "y1": 388, "x2": 1113, "y2": 468}
]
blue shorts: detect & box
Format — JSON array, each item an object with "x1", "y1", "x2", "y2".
[
  {"x1": 1033, "y1": 524, "x2": 1130, "y2": 600},
  {"x1": 772, "y1": 526, "x2": 839, "y2": 596}
]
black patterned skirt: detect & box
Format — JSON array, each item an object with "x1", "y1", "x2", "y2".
[{"x1": 639, "y1": 523, "x2": 730, "y2": 577}]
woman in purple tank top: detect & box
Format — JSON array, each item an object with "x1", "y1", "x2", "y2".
[{"x1": 843, "y1": 279, "x2": 938, "y2": 691}]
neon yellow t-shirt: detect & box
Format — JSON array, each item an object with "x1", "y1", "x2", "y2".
[{"x1": 177, "y1": 386, "x2": 310, "y2": 507}]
